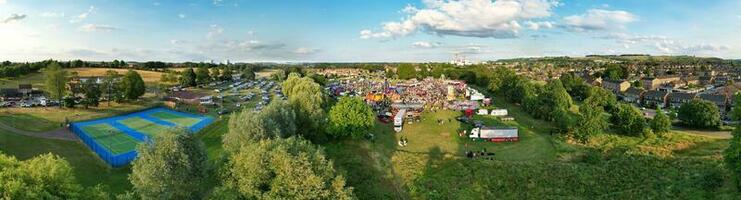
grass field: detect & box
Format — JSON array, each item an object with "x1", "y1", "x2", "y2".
[
  {"x1": 150, "y1": 111, "x2": 201, "y2": 127},
  {"x1": 118, "y1": 117, "x2": 171, "y2": 137},
  {"x1": 67, "y1": 68, "x2": 164, "y2": 84},
  {"x1": 0, "y1": 102, "x2": 156, "y2": 133},
  {"x1": 80, "y1": 124, "x2": 139, "y2": 155}
]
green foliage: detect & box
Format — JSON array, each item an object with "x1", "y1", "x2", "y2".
[
  {"x1": 584, "y1": 86, "x2": 617, "y2": 111},
  {"x1": 678, "y1": 99, "x2": 721, "y2": 129},
  {"x1": 535, "y1": 80, "x2": 572, "y2": 121},
  {"x1": 220, "y1": 67, "x2": 233, "y2": 81},
  {"x1": 101, "y1": 70, "x2": 123, "y2": 105},
  {"x1": 129, "y1": 128, "x2": 209, "y2": 200},
  {"x1": 282, "y1": 73, "x2": 327, "y2": 140},
  {"x1": 730, "y1": 93, "x2": 741, "y2": 121},
  {"x1": 195, "y1": 67, "x2": 211, "y2": 85},
  {"x1": 180, "y1": 68, "x2": 196, "y2": 87},
  {"x1": 724, "y1": 127, "x2": 741, "y2": 190},
  {"x1": 651, "y1": 107, "x2": 672, "y2": 134},
  {"x1": 224, "y1": 100, "x2": 297, "y2": 153},
  {"x1": 0, "y1": 152, "x2": 108, "y2": 199},
  {"x1": 122, "y1": 70, "x2": 146, "y2": 100},
  {"x1": 610, "y1": 103, "x2": 645, "y2": 136},
  {"x1": 486, "y1": 67, "x2": 516, "y2": 93},
  {"x1": 221, "y1": 137, "x2": 354, "y2": 199},
  {"x1": 328, "y1": 97, "x2": 375, "y2": 138},
  {"x1": 210, "y1": 68, "x2": 220, "y2": 81},
  {"x1": 271, "y1": 69, "x2": 286, "y2": 81},
  {"x1": 602, "y1": 64, "x2": 627, "y2": 80},
  {"x1": 241, "y1": 67, "x2": 256, "y2": 80},
  {"x1": 573, "y1": 103, "x2": 608, "y2": 143},
  {"x1": 81, "y1": 78, "x2": 101, "y2": 108},
  {"x1": 43, "y1": 62, "x2": 68, "y2": 107},
  {"x1": 63, "y1": 95, "x2": 77, "y2": 108},
  {"x1": 396, "y1": 64, "x2": 416, "y2": 80}
]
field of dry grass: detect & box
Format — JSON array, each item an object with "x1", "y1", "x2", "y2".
[{"x1": 67, "y1": 68, "x2": 164, "y2": 83}]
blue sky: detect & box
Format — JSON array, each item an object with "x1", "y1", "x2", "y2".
[{"x1": 0, "y1": 0, "x2": 739, "y2": 62}]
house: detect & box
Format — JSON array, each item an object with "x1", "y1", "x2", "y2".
[
  {"x1": 699, "y1": 93, "x2": 729, "y2": 114},
  {"x1": 469, "y1": 127, "x2": 518, "y2": 142},
  {"x1": 0, "y1": 88, "x2": 22, "y2": 101},
  {"x1": 699, "y1": 76, "x2": 715, "y2": 85},
  {"x1": 668, "y1": 92, "x2": 697, "y2": 108},
  {"x1": 602, "y1": 79, "x2": 630, "y2": 93},
  {"x1": 642, "y1": 76, "x2": 680, "y2": 90},
  {"x1": 622, "y1": 87, "x2": 645, "y2": 104},
  {"x1": 643, "y1": 90, "x2": 669, "y2": 108}
]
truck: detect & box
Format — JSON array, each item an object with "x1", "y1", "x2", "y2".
[
  {"x1": 469, "y1": 127, "x2": 518, "y2": 142},
  {"x1": 393, "y1": 109, "x2": 406, "y2": 132}
]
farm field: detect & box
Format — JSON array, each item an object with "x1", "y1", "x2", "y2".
[{"x1": 66, "y1": 68, "x2": 164, "y2": 83}]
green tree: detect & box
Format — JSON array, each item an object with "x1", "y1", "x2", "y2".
[
  {"x1": 396, "y1": 64, "x2": 416, "y2": 80},
  {"x1": 101, "y1": 70, "x2": 120, "y2": 106},
  {"x1": 80, "y1": 78, "x2": 101, "y2": 108},
  {"x1": 241, "y1": 67, "x2": 256, "y2": 80},
  {"x1": 196, "y1": 67, "x2": 211, "y2": 85},
  {"x1": 180, "y1": 68, "x2": 196, "y2": 87},
  {"x1": 43, "y1": 62, "x2": 68, "y2": 108},
  {"x1": 221, "y1": 67, "x2": 233, "y2": 81},
  {"x1": 573, "y1": 103, "x2": 608, "y2": 143},
  {"x1": 224, "y1": 100, "x2": 297, "y2": 153},
  {"x1": 724, "y1": 126, "x2": 741, "y2": 190},
  {"x1": 729, "y1": 93, "x2": 741, "y2": 121},
  {"x1": 584, "y1": 86, "x2": 617, "y2": 111},
  {"x1": 610, "y1": 103, "x2": 646, "y2": 136},
  {"x1": 537, "y1": 80, "x2": 573, "y2": 121},
  {"x1": 220, "y1": 137, "x2": 354, "y2": 199},
  {"x1": 122, "y1": 70, "x2": 146, "y2": 100},
  {"x1": 678, "y1": 99, "x2": 721, "y2": 129},
  {"x1": 328, "y1": 97, "x2": 375, "y2": 138},
  {"x1": 210, "y1": 68, "x2": 221, "y2": 81},
  {"x1": 129, "y1": 128, "x2": 209, "y2": 200},
  {"x1": 650, "y1": 107, "x2": 672, "y2": 135},
  {"x1": 282, "y1": 73, "x2": 326, "y2": 140},
  {"x1": 0, "y1": 152, "x2": 108, "y2": 199}
]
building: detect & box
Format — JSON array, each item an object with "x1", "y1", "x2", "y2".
[
  {"x1": 642, "y1": 76, "x2": 680, "y2": 90},
  {"x1": 18, "y1": 84, "x2": 32, "y2": 96},
  {"x1": 668, "y1": 92, "x2": 697, "y2": 108},
  {"x1": 643, "y1": 90, "x2": 669, "y2": 108},
  {"x1": 602, "y1": 79, "x2": 630, "y2": 93},
  {"x1": 622, "y1": 87, "x2": 645, "y2": 104},
  {"x1": 699, "y1": 93, "x2": 729, "y2": 114}
]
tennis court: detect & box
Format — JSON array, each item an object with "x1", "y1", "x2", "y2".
[{"x1": 70, "y1": 107, "x2": 214, "y2": 167}]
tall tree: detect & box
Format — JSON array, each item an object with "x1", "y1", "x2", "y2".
[
  {"x1": 129, "y1": 128, "x2": 209, "y2": 200},
  {"x1": 573, "y1": 103, "x2": 608, "y2": 143},
  {"x1": 220, "y1": 137, "x2": 354, "y2": 199},
  {"x1": 224, "y1": 100, "x2": 297, "y2": 153},
  {"x1": 328, "y1": 97, "x2": 375, "y2": 138},
  {"x1": 43, "y1": 62, "x2": 68, "y2": 108},
  {"x1": 101, "y1": 70, "x2": 120, "y2": 106},
  {"x1": 678, "y1": 99, "x2": 721, "y2": 129},
  {"x1": 241, "y1": 67, "x2": 256, "y2": 80},
  {"x1": 282, "y1": 73, "x2": 326, "y2": 140},
  {"x1": 196, "y1": 67, "x2": 211, "y2": 85},
  {"x1": 0, "y1": 153, "x2": 109, "y2": 199},
  {"x1": 729, "y1": 93, "x2": 741, "y2": 121},
  {"x1": 122, "y1": 70, "x2": 146, "y2": 100},
  {"x1": 650, "y1": 107, "x2": 672, "y2": 135},
  {"x1": 180, "y1": 68, "x2": 197, "y2": 87},
  {"x1": 396, "y1": 64, "x2": 416, "y2": 80},
  {"x1": 80, "y1": 78, "x2": 101, "y2": 109},
  {"x1": 610, "y1": 103, "x2": 646, "y2": 136},
  {"x1": 537, "y1": 80, "x2": 573, "y2": 121},
  {"x1": 221, "y1": 67, "x2": 233, "y2": 81}
]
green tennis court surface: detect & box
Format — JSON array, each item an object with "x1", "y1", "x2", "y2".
[
  {"x1": 150, "y1": 111, "x2": 202, "y2": 127},
  {"x1": 80, "y1": 124, "x2": 139, "y2": 155},
  {"x1": 118, "y1": 117, "x2": 171, "y2": 137}
]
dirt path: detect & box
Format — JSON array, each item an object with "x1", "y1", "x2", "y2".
[{"x1": 0, "y1": 121, "x2": 78, "y2": 141}]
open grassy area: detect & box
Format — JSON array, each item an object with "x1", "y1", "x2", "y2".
[
  {"x1": 0, "y1": 130, "x2": 133, "y2": 194},
  {"x1": 118, "y1": 117, "x2": 171, "y2": 137},
  {"x1": 0, "y1": 101, "x2": 156, "y2": 133},
  {"x1": 0, "y1": 72, "x2": 45, "y2": 88},
  {"x1": 80, "y1": 123, "x2": 140, "y2": 155},
  {"x1": 66, "y1": 68, "x2": 164, "y2": 84}
]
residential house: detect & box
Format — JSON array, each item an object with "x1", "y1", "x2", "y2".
[
  {"x1": 642, "y1": 76, "x2": 680, "y2": 90},
  {"x1": 602, "y1": 79, "x2": 630, "y2": 94},
  {"x1": 622, "y1": 87, "x2": 645, "y2": 104},
  {"x1": 699, "y1": 93, "x2": 729, "y2": 114},
  {"x1": 668, "y1": 92, "x2": 697, "y2": 108},
  {"x1": 643, "y1": 90, "x2": 669, "y2": 108},
  {"x1": 682, "y1": 76, "x2": 700, "y2": 86},
  {"x1": 699, "y1": 76, "x2": 715, "y2": 85}
]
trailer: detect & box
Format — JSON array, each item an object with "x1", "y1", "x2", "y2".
[
  {"x1": 393, "y1": 109, "x2": 406, "y2": 132},
  {"x1": 469, "y1": 127, "x2": 518, "y2": 142},
  {"x1": 490, "y1": 109, "x2": 508, "y2": 116}
]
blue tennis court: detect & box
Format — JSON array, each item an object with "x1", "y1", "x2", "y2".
[{"x1": 70, "y1": 107, "x2": 214, "y2": 167}]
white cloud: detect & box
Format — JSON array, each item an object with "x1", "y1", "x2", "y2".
[
  {"x1": 596, "y1": 33, "x2": 729, "y2": 55},
  {"x1": 170, "y1": 39, "x2": 187, "y2": 45},
  {"x1": 412, "y1": 41, "x2": 442, "y2": 48},
  {"x1": 70, "y1": 6, "x2": 95, "y2": 23},
  {"x1": 293, "y1": 47, "x2": 319, "y2": 54},
  {"x1": 40, "y1": 12, "x2": 65, "y2": 18},
  {"x1": 2, "y1": 14, "x2": 27, "y2": 23},
  {"x1": 0, "y1": 0, "x2": 6, "y2": 4},
  {"x1": 206, "y1": 25, "x2": 224, "y2": 39},
  {"x1": 213, "y1": 0, "x2": 223, "y2": 5},
  {"x1": 562, "y1": 9, "x2": 637, "y2": 31},
  {"x1": 79, "y1": 24, "x2": 117, "y2": 32},
  {"x1": 178, "y1": 14, "x2": 187, "y2": 19},
  {"x1": 524, "y1": 20, "x2": 553, "y2": 30},
  {"x1": 361, "y1": 0, "x2": 559, "y2": 39}
]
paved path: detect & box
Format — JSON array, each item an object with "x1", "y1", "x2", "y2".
[{"x1": 0, "y1": 121, "x2": 78, "y2": 141}]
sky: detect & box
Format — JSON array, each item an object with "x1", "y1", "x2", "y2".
[{"x1": 0, "y1": 0, "x2": 739, "y2": 63}]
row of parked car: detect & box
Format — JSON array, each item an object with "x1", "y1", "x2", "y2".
[{"x1": 0, "y1": 97, "x2": 59, "y2": 108}]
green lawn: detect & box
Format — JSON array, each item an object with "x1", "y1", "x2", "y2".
[
  {"x1": 0, "y1": 101, "x2": 157, "y2": 133},
  {"x1": 118, "y1": 117, "x2": 171, "y2": 137},
  {"x1": 0, "y1": 130, "x2": 132, "y2": 194},
  {"x1": 81, "y1": 123, "x2": 140, "y2": 154},
  {"x1": 0, "y1": 113, "x2": 60, "y2": 132},
  {"x1": 149, "y1": 111, "x2": 202, "y2": 127}
]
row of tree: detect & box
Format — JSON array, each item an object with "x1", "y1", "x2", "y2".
[{"x1": 43, "y1": 63, "x2": 146, "y2": 109}]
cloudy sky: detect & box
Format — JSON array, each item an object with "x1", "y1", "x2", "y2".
[{"x1": 0, "y1": 0, "x2": 739, "y2": 62}]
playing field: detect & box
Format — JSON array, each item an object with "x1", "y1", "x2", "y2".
[{"x1": 70, "y1": 107, "x2": 214, "y2": 167}]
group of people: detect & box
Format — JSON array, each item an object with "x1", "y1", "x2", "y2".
[
  {"x1": 398, "y1": 136, "x2": 409, "y2": 147},
  {"x1": 465, "y1": 149, "x2": 495, "y2": 159}
]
